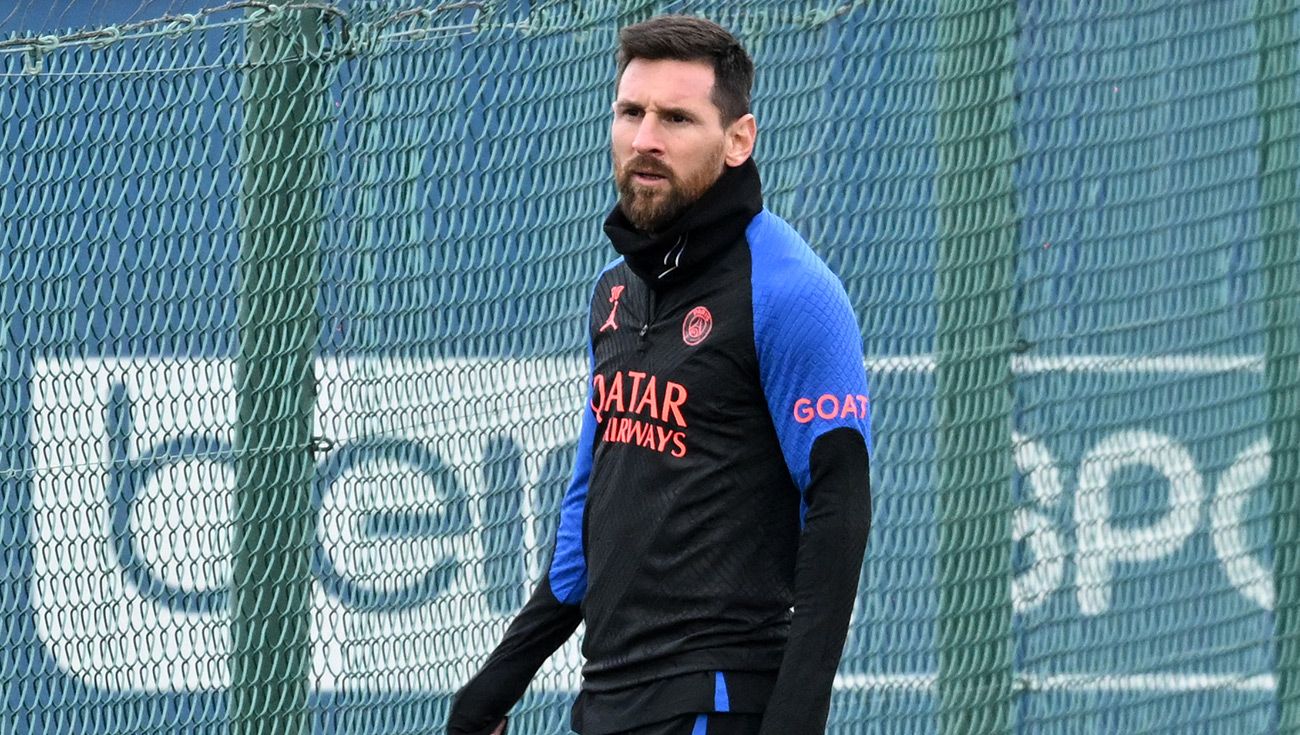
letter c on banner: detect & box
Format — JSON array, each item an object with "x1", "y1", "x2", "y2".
[{"x1": 1212, "y1": 438, "x2": 1273, "y2": 610}]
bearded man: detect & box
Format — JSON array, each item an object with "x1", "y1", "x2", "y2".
[{"x1": 448, "y1": 14, "x2": 874, "y2": 735}]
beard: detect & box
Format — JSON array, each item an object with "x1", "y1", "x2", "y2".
[{"x1": 614, "y1": 144, "x2": 726, "y2": 233}]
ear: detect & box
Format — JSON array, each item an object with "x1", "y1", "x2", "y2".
[{"x1": 724, "y1": 113, "x2": 757, "y2": 167}]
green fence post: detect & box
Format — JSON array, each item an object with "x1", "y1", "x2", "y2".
[
  {"x1": 1259, "y1": 1, "x2": 1300, "y2": 732},
  {"x1": 935, "y1": 1, "x2": 1018, "y2": 733},
  {"x1": 231, "y1": 7, "x2": 328, "y2": 735}
]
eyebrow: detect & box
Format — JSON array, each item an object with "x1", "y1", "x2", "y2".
[
  {"x1": 614, "y1": 101, "x2": 699, "y2": 119},
  {"x1": 659, "y1": 106, "x2": 697, "y2": 119}
]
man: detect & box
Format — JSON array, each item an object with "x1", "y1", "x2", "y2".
[{"x1": 447, "y1": 14, "x2": 872, "y2": 735}]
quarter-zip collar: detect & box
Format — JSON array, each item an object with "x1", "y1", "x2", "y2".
[{"x1": 603, "y1": 157, "x2": 763, "y2": 290}]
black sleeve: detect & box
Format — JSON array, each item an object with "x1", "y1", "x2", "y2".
[
  {"x1": 445, "y1": 577, "x2": 583, "y2": 734},
  {"x1": 758, "y1": 427, "x2": 872, "y2": 735}
]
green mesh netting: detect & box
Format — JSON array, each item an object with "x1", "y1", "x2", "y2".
[{"x1": 2, "y1": 1, "x2": 1299, "y2": 733}]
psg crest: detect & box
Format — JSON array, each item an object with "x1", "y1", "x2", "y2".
[{"x1": 682, "y1": 306, "x2": 713, "y2": 346}]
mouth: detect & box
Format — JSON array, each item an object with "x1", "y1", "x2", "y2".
[{"x1": 632, "y1": 171, "x2": 668, "y2": 185}]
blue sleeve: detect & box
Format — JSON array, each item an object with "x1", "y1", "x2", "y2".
[
  {"x1": 750, "y1": 212, "x2": 872, "y2": 506},
  {"x1": 547, "y1": 345, "x2": 597, "y2": 604}
]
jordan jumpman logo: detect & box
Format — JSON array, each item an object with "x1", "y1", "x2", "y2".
[{"x1": 600, "y1": 285, "x2": 625, "y2": 332}]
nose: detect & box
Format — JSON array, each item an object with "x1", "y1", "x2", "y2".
[{"x1": 631, "y1": 117, "x2": 664, "y2": 156}]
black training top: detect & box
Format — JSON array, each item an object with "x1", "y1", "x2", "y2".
[{"x1": 447, "y1": 159, "x2": 873, "y2": 735}]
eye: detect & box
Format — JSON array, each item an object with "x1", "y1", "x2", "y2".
[
  {"x1": 618, "y1": 107, "x2": 643, "y2": 119},
  {"x1": 668, "y1": 113, "x2": 692, "y2": 124}
]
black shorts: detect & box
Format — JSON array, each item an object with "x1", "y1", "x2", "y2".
[{"x1": 607, "y1": 713, "x2": 764, "y2": 735}]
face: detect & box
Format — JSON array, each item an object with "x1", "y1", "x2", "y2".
[{"x1": 611, "y1": 58, "x2": 756, "y2": 233}]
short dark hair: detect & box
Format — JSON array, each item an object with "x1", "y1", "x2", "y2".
[{"x1": 616, "y1": 15, "x2": 754, "y2": 124}]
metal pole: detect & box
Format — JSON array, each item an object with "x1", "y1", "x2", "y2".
[
  {"x1": 231, "y1": 7, "x2": 328, "y2": 735},
  {"x1": 935, "y1": 1, "x2": 1018, "y2": 733}
]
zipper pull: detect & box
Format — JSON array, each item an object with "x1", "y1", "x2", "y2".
[{"x1": 639, "y1": 324, "x2": 649, "y2": 338}]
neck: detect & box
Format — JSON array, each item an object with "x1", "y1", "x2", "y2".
[{"x1": 604, "y1": 158, "x2": 763, "y2": 288}]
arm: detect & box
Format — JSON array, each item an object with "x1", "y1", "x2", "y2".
[
  {"x1": 446, "y1": 362, "x2": 598, "y2": 734},
  {"x1": 758, "y1": 428, "x2": 870, "y2": 734},
  {"x1": 752, "y1": 260, "x2": 873, "y2": 735},
  {"x1": 445, "y1": 578, "x2": 583, "y2": 734}
]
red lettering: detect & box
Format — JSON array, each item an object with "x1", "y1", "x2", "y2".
[
  {"x1": 637, "y1": 422, "x2": 656, "y2": 449},
  {"x1": 591, "y1": 373, "x2": 606, "y2": 421},
  {"x1": 655, "y1": 425, "x2": 674, "y2": 452},
  {"x1": 793, "y1": 398, "x2": 814, "y2": 424},
  {"x1": 599, "y1": 414, "x2": 691, "y2": 457},
  {"x1": 662, "y1": 381, "x2": 688, "y2": 428},
  {"x1": 627, "y1": 371, "x2": 646, "y2": 412},
  {"x1": 603, "y1": 371, "x2": 626, "y2": 414},
  {"x1": 839, "y1": 393, "x2": 859, "y2": 419},
  {"x1": 816, "y1": 394, "x2": 839, "y2": 420},
  {"x1": 794, "y1": 393, "x2": 870, "y2": 423},
  {"x1": 670, "y1": 432, "x2": 687, "y2": 458},
  {"x1": 634, "y1": 375, "x2": 660, "y2": 420}
]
